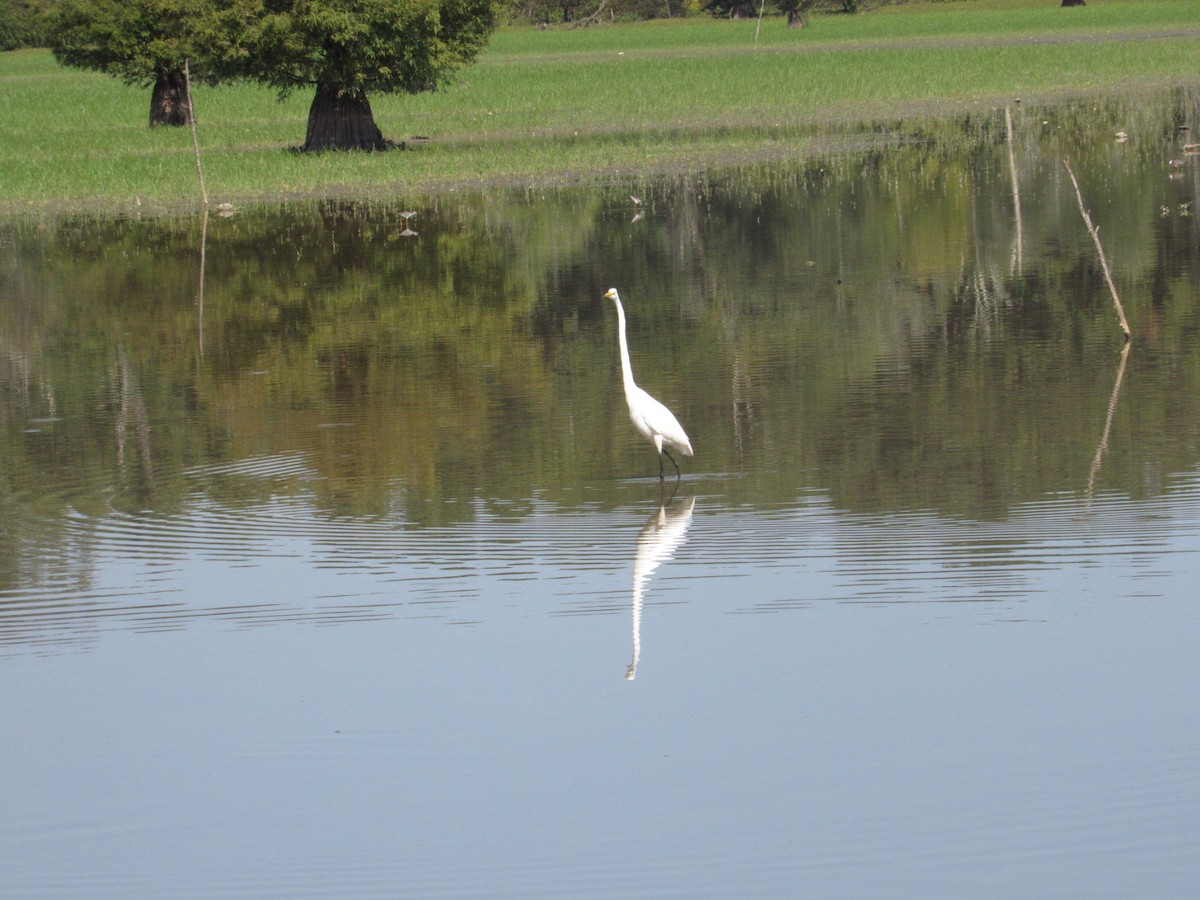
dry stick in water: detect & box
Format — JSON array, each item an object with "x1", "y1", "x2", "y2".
[
  {"x1": 184, "y1": 58, "x2": 209, "y2": 208},
  {"x1": 1063, "y1": 160, "x2": 1131, "y2": 339},
  {"x1": 1005, "y1": 105, "x2": 1023, "y2": 272}
]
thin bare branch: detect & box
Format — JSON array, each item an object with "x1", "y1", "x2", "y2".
[
  {"x1": 1005, "y1": 105, "x2": 1023, "y2": 272},
  {"x1": 185, "y1": 58, "x2": 209, "y2": 207},
  {"x1": 1063, "y1": 159, "x2": 1130, "y2": 339}
]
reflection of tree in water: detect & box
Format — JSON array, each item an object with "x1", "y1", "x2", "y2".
[{"x1": 114, "y1": 346, "x2": 155, "y2": 506}]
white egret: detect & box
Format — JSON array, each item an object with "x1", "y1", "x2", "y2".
[{"x1": 604, "y1": 288, "x2": 693, "y2": 481}]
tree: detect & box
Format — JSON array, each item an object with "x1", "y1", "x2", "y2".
[
  {"x1": 505, "y1": 0, "x2": 689, "y2": 23},
  {"x1": 208, "y1": 0, "x2": 501, "y2": 152},
  {"x1": 1, "y1": 0, "x2": 56, "y2": 50},
  {"x1": 775, "y1": 0, "x2": 816, "y2": 28},
  {"x1": 50, "y1": 0, "x2": 209, "y2": 126}
]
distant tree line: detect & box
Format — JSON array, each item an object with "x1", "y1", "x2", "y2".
[
  {"x1": 3, "y1": 1, "x2": 1099, "y2": 51},
  {"x1": 700, "y1": 0, "x2": 859, "y2": 26},
  {"x1": 505, "y1": 0, "x2": 697, "y2": 24},
  {"x1": 504, "y1": 0, "x2": 869, "y2": 26}
]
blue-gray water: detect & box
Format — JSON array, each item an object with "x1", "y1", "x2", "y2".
[{"x1": 2, "y1": 90, "x2": 1199, "y2": 897}]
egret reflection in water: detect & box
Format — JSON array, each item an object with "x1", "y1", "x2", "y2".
[{"x1": 627, "y1": 495, "x2": 696, "y2": 680}]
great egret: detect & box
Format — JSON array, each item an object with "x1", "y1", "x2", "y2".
[{"x1": 604, "y1": 288, "x2": 693, "y2": 480}]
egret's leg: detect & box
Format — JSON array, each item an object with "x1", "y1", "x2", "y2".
[{"x1": 663, "y1": 448, "x2": 681, "y2": 480}]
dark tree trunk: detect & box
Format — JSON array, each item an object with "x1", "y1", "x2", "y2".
[
  {"x1": 723, "y1": 0, "x2": 758, "y2": 19},
  {"x1": 787, "y1": 10, "x2": 807, "y2": 28},
  {"x1": 149, "y1": 68, "x2": 192, "y2": 128},
  {"x1": 302, "y1": 84, "x2": 389, "y2": 152},
  {"x1": 1061, "y1": 0, "x2": 1085, "y2": 5}
]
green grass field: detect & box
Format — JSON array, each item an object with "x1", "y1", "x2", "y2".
[{"x1": 2, "y1": 0, "x2": 1198, "y2": 212}]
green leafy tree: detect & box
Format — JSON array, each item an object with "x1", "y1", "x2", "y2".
[
  {"x1": 209, "y1": 0, "x2": 501, "y2": 152},
  {"x1": 50, "y1": 0, "x2": 210, "y2": 126},
  {"x1": 1, "y1": 0, "x2": 56, "y2": 50}
]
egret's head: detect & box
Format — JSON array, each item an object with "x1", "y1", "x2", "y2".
[{"x1": 604, "y1": 288, "x2": 619, "y2": 301}]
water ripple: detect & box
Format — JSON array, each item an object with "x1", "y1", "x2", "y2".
[{"x1": 3, "y1": 465, "x2": 1198, "y2": 651}]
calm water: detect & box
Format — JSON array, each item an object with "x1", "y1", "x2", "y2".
[{"x1": 3, "y1": 90, "x2": 1200, "y2": 897}]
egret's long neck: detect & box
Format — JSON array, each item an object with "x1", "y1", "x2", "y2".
[{"x1": 613, "y1": 297, "x2": 638, "y2": 395}]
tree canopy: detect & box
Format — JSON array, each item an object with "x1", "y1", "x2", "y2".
[
  {"x1": 51, "y1": 0, "x2": 211, "y2": 125},
  {"x1": 202, "y1": 0, "x2": 501, "y2": 150},
  {"x1": 0, "y1": 0, "x2": 56, "y2": 50},
  {"x1": 52, "y1": 0, "x2": 198, "y2": 84},
  {"x1": 210, "y1": 0, "x2": 499, "y2": 97}
]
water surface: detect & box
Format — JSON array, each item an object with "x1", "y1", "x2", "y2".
[{"x1": 2, "y1": 89, "x2": 1199, "y2": 897}]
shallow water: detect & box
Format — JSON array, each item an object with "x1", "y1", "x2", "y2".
[{"x1": 2, "y1": 90, "x2": 1200, "y2": 897}]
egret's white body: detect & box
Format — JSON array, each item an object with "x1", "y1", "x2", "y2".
[{"x1": 604, "y1": 288, "x2": 693, "y2": 479}]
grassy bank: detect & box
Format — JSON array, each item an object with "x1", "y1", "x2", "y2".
[{"x1": 2, "y1": 0, "x2": 1198, "y2": 212}]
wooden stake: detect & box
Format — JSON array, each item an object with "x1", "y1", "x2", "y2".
[{"x1": 1063, "y1": 160, "x2": 1130, "y2": 339}]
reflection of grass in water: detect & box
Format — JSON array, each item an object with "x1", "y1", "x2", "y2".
[{"x1": 2, "y1": 0, "x2": 1199, "y2": 209}]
